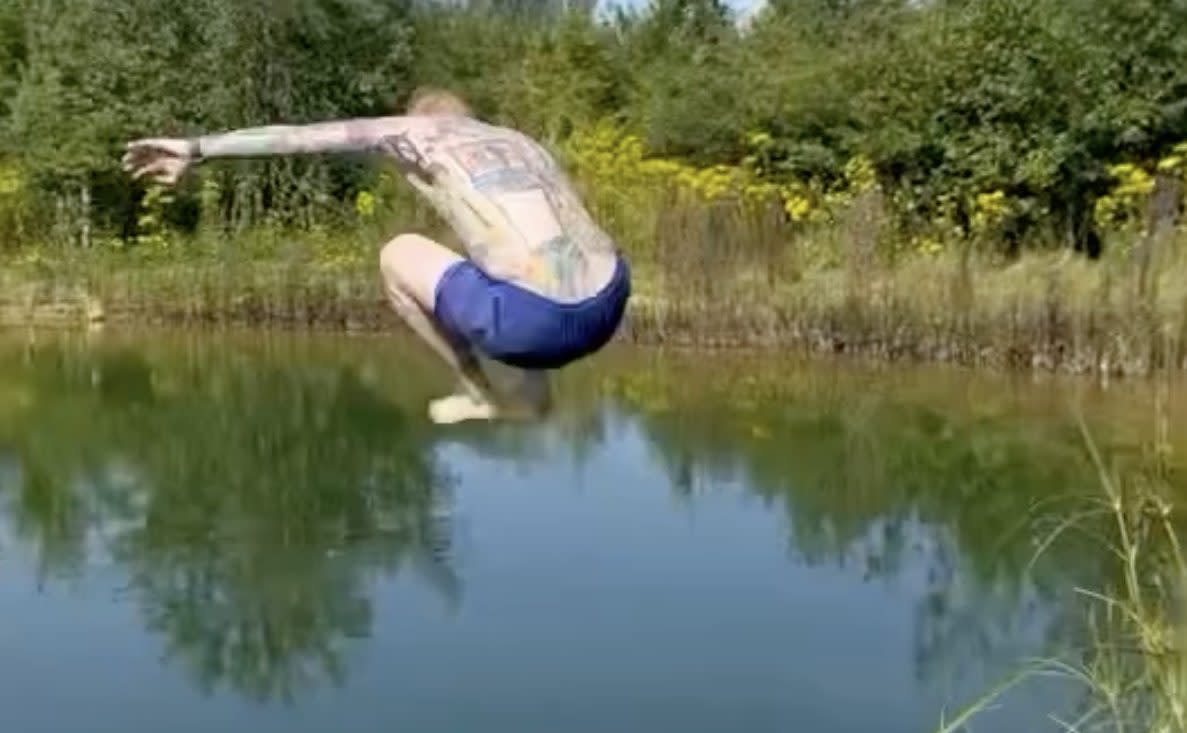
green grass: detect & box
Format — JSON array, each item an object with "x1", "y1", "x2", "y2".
[
  {"x1": 3, "y1": 195, "x2": 1187, "y2": 377},
  {"x1": 936, "y1": 404, "x2": 1187, "y2": 733}
]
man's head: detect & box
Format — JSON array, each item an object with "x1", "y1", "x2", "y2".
[{"x1": 406, "y1": 88, "x2": 471, "y2": 117}]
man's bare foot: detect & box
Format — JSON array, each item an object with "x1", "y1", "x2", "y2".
[{"x1": 428, "y1": 393, "x2": 498, "y2": 424}]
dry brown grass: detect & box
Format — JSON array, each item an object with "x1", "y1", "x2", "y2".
[{"x1": 3, "y1": 194, "x2": 1186, "y2": 377}]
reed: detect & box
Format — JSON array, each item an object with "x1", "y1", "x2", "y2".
[
  {"x1": 3, "y1": 190, "x2": 1186, "y2": 377},
  {"x1": 937, "y1": 401, "x2": 1187, "y2": 733}
]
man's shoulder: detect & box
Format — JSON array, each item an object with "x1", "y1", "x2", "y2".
[
  {"x1": 414, "y1": 116, "x2": 500, "y2": 140},
  {"x1": 423, "y1": 118, "x2": 544, "y2": 149}
]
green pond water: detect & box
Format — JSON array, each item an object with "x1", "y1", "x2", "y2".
[{"x1": 1, "y1": 328, "x2": 1184, "y2": 733}]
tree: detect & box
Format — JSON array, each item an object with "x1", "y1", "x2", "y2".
[
  {"x1": 0, "y1": 0, "x2": 25, "y2": 129},
  {"x1": 5, "y1": 0, "x2": 417, "y2": 244}
]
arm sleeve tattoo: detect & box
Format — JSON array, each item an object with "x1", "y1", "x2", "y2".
[{"x1": 193, "y1": 117, "x2": 411, "y2": 159}]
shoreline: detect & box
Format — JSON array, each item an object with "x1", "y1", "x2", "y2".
[{"x1": 4, "y1": 261, "x2": 1185, "y2": 380}]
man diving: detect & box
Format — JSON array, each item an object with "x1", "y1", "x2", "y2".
[{"x1": 123, "y1": 89, "x2": 631, "y2": 424}]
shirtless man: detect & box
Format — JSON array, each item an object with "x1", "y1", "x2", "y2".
[{"x1": 122, "y1": 90, "x2": 631, "y2": 424}]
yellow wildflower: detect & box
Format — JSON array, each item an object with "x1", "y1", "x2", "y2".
[
  {"x1": 355, "y1": 191, "x2": 375, "y2": 219},
  {"x1": 1156, "y1": 156, "x2": 1183, "y2": 172}
]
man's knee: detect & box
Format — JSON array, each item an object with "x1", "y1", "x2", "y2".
[
  {"x1": 379, "y1": 234, "x2": 423, "y2": 281},
  {"x1": 378, "y1": 233, "x2": 461, "y2": 307}
]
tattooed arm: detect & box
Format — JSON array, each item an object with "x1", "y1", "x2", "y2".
[
  {"x1": 192, "y1": 117, "x2": 412, "y2": 159},
  {"x1": 123, "y1": 116, "x2": 418, "y2": 185}
]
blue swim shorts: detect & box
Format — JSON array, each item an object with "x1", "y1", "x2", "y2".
[{"x1": 433, "y1": 255, "x2": 631, "y2": 370}]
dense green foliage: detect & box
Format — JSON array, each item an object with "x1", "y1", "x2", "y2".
[
  {"x1": 1, "y1": 0, "x2": 416, "y2": 245},
  {"x1": 0, "y1": 0, "x2": 1185, "y2": 254}
]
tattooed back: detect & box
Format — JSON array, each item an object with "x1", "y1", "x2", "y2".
[{"x1": 378, "y1": 117, "x2": 620, "y2": 303}]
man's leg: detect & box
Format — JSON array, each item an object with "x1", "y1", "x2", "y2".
[
  {"x1": 516, "y1": 369, "x2": 553, "y2": 416},
  {"x1": 378, "y1": 233, "x2": 500, "y2": 423},
  {"x1": 482, "y1": 361, "x2": 554, "y2": 419}
]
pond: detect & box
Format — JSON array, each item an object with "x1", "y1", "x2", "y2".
[{"x1": 0, "y1": 328, "x2": 1182, "y2": 733}]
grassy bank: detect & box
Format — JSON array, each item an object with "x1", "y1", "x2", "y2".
[{"x1": 4, "y1": 216, "x2": 1187, "y2": 377}]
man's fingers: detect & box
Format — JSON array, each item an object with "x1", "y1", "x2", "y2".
[
  {"x1": 123, "y1": 141, "x2": 177, "y2": 167},
  {"x1": 123, "y1": 139, "x2": 189, "y2": 184},
  {"x1": 132, "y1": 158, "x2": 161, "y2": 177},
  {"x1": 123, "y1": 148, "x2": 159, "y2": 173},
  {"x1": 133, "y1": 159, "x2": 186, "y2": 186},
  {"x1": 132, "y1": 159, "x2": 168, "y2": 181}
]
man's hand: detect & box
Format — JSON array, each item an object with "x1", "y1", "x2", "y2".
[{"x1": 122, "y1": 138, "x2": 197, "y2": 186}]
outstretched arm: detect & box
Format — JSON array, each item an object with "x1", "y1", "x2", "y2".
[
  {"x1": 193, "y1": 117, "x2": 409, "y2": 159},
  {"x1": 123, "y1": 116, "x2": 414, "y2": 185}
]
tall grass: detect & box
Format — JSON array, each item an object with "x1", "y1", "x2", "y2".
[
  {"x1": 940, "y1": 403, "x2": 1187, "y2": 733},
  {"x1": 3, "y1": 182, "x2": 1186, "y2": 377},
  {"x1": 1051, "y1": 412, "x2": 1186, "y2": 733}
]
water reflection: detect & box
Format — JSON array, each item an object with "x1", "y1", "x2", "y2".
[
  {"x1": 597, "y1": 369, "x2": 1104, "y2": 686},
  {"x1": 0, "y1": 330, "x2": 1170, "y2": 721},
  {"x1": 0, "y1": 334, "x2": 455, "y2": 702}
]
